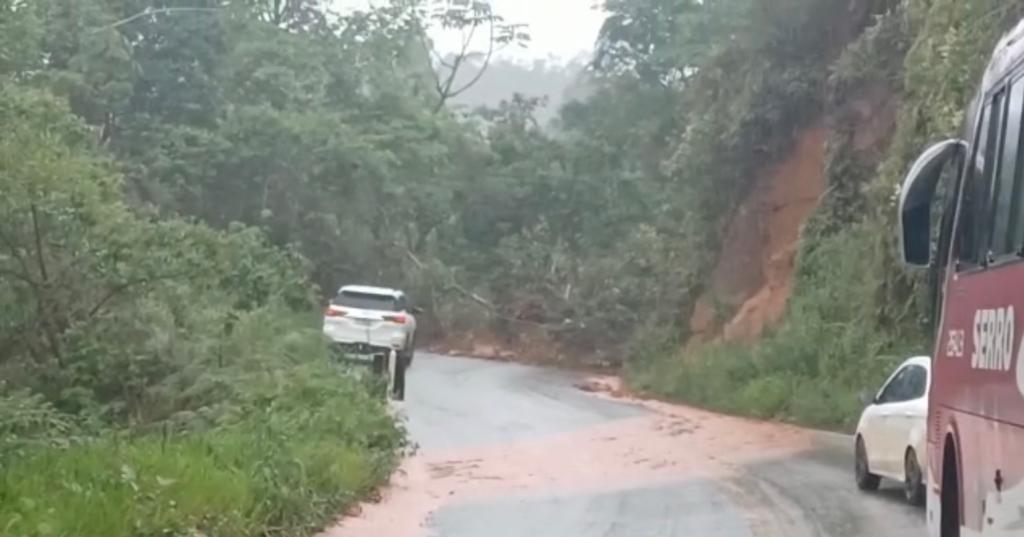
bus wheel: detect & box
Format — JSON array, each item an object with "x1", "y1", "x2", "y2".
[
  {"x1": 904, "y1": 448, "x2": 925, "y2": 506},
  {"x1": 941, "y1": 437, "x2": 960, "y2": 537},
  {"x1": 855, "y1": 436, "x2": 881, "y2": 491}
]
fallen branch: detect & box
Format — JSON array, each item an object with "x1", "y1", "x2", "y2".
[
  {"x1": 399, "y1": 246, "x2": 577, "y2": 332},
  {"x1": 399, "y1": 248, "x2": 495, "y2": 309}
]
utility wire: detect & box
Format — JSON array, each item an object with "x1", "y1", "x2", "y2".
[{"x1": 89, "y1": 7, "x2": 223, "y2": 33}]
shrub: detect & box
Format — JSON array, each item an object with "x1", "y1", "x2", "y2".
[
  {"x1": 0, "y1": 358, "x2": 403, "y2": 537},
  {"x1": 736, "y1": 376, "x2": 792, "y2": 419},
  {"x1": 0, "y1": 88, "x2": 403, "y2": 536},
  {"x1": 629, "y1": 226, "x2": 918, "y2": 430}
]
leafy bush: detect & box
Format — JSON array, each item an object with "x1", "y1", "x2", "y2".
[
  {"x1": 0, "y1": 65, "x2": 401, "y2": 537},
  {"x1": 736, "y1": 376, "x2": 792, "y2": 419},
  {"x1": 631, "y1": 225, "x2": 916, "y2": 430},
  {"x1": 0, "y1": 313, "x2": 403, "y2": 537},
  {"x1": 0, "y1": 391, "x2": 78, "y2": 464},
  {"x1": 0, "y1": 370, "x2": 401, "y2": 537}
]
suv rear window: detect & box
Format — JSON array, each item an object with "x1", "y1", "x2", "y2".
[{"x1": 331, "y1": 291, "x2": 400, "y2": 311}]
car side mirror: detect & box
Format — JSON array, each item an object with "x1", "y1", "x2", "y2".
[{"x1": 858, "y1": 390, "x2": 876, "y2": 406}]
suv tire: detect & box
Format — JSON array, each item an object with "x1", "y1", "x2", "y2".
[{"x1": 392, "y1": 351, "x2": 407, "y2": 401}]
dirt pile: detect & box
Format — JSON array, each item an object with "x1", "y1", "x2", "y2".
[{"x1": 429, "y1": 325, "x2": 620, "y2": 371}]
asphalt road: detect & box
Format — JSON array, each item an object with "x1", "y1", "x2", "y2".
[{"x1": 391, "y1": 353, "x2": 927, "y2": 537}]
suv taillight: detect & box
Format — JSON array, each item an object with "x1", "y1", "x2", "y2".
[
  {"x1": 384, "y1": 314, "x2": 407, "y2": 324},
  {"x1": 325, "y1": 307, "x2": 347, "y2": 317}
]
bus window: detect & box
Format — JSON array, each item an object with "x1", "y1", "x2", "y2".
[
  {"x1": 991, "y1": 80, "x2": 1024, "y2": 257},
  {"x1": 957, "y1": 90, "x2": 1004, "y2": 268}
]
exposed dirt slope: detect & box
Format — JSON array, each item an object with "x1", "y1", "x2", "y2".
[{"x1": 689, "y1": 125, "x2": 828, "y2": 343}]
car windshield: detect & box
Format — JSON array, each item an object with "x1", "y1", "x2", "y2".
[{"x1": 332, "y1": 291, "x2": 400, "y2": 312}]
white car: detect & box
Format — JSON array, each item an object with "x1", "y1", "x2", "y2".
[
  {"x1": 323, "y1": 285, "x2": 419, "y2": 399},
  {"x1": 854, "y1": 355, "x2": 930, "y2": 505}
]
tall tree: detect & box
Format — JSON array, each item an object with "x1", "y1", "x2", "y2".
[
  {"x1": 413, "y1": 0, "x2": 530, "y2": 111},
  {"x1": 595, "y1": 0, "x2": 749, "y2": 86}
]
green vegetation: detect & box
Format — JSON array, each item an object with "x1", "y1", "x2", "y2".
[
  {"x1": 1, "y1": 2, "x2": 410, "y2": 534},
  {"x1": 6, "y1": 0, "x2": 1024, "y2": 528},
  {"x1": 1, "y1": 357, "x2": 400, "y2": 537},
  {"x1": 0, "y1": 87, "x2": 402, "y2": 528},
  {"x1": 631, "y1": 0, "x2": 1024, "y2": 430},
  {"x1": 632, "y1": 225, "x2": 916, "y2": 430}
]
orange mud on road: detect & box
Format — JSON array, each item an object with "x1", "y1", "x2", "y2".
[{"x1": 323, "y1": 355, "x2": 923, "y2": 537}]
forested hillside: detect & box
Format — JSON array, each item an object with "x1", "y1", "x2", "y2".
[
  {"x1": 3, "y1": 0, "x2": 1024, "y2": 531},
  {"x1": 629, "y1": 0, "x2": 1024, "y2": 429}
]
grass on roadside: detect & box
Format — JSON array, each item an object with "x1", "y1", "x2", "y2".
[
  {"x1": 0, "y1": 309, "x2": 405, "y2": 537},
  {"x1": 2, "y1": 421, "x2": 390, "y2": 537},
  {"x1": 628, "y1": 226, "x2": 925, "y2": 431}
]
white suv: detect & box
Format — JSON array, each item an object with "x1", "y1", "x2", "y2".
[{"x1": 323, "y1": 285, "x2": 419, "y2": 398}]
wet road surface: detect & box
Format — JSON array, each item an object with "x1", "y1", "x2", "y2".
[
  {"x1": 431, "y1": 481, "x2": 752, "y2": 537},
  {"x1": 329, "y1": 353, "x2": 926, "y2": 537},
  {"x1": 404, "y1": 352, "x2": 645, "y2": 450}
]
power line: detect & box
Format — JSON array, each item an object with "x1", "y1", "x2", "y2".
[{"x1": 89, "y1": 7, "x2": 223, "y2": 33}]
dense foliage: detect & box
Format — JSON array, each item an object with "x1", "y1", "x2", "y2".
[
  {"x1": 631, "y1": 0, "x2": 1024, "y2": 430},
  {"x1": 0, "y1": 0, "x2": 698, "y2": 359},
  {"x1": 6, "y1": 0, "x2": 1024, "y2": 529},
  {"x1": 1, "y1": 0, "x2": 884, "y2": 373},
  {"x1": 0, "y1": 2, "x2": 409, "y2": 535}
]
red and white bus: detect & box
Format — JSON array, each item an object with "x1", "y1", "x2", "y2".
[{"x1": 900, "y1": 18, "x2": 1024, "y2": 537}]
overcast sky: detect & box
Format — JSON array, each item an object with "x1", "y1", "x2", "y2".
[{"x1": 333, "y1": 0, "x2": 607, "y2": 63}]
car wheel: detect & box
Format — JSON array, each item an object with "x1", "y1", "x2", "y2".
[
  {"x1": 405, "y1": 334, "x2": 416, "y2": 368},
  {"x1": 855, "y1": 436, "x2": 881, "y2": 491},
  {"x1": 372, "y1": 353, "x2": 386, "y2": 376},
  {"x1": 391, "y1": 351, "x2": 406, "y2": 402},
  {"x1": 370, "y1": 353, "x2": 390, "y2": 398},
  {"x1": 904, "y1": 448, "x2": 926, "y2": 506}
]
